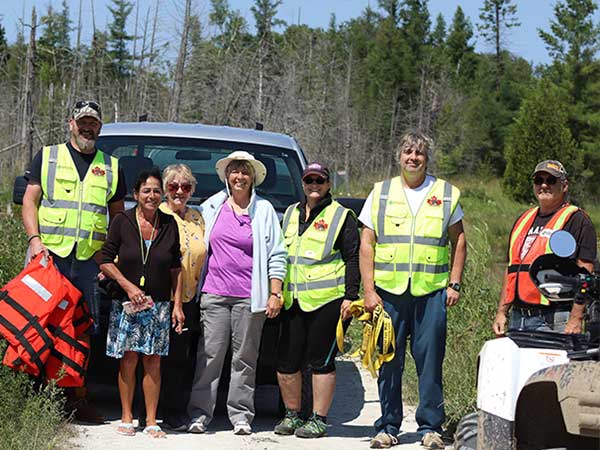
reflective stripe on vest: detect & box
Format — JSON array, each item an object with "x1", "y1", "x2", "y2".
[
  {"x1": 503, "y1": 205, "x2": 579, "y2": 306},
  {"x1": 282, "y1": 201, "x2": 350, "y2": 312},
  {"x1": 39, "y1": 144, "x2": 118, "y2": 260},
  {"x1": 0, "y1": 254, "x2": 86, "y2": 385},
  {"x1": 371, "y1": 176, "x2": 460, "y2": 296}
]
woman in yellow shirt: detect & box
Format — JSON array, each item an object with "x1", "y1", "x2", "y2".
[{"x1": 158, "y1": 164, "x2": 206, "y2": 431}]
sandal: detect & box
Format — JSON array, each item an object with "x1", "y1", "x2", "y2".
[
  {"x1": 116, "y1": 422, "x2": 136, "y2": 436},
  {"x1": 143, "y1": 425, "x2": 166, "y2": 438}
]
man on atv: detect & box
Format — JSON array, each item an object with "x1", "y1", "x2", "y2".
[{"x1": 493, "y1": 160, "x2": 597, "y2": 336}]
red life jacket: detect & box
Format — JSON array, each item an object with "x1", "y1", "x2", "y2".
[
  {"x1": 1, "y1": 255, "x2": 90, "y2": 386},
  {"x1": 0, "y1": 255, "x2": 75, "y2": 376},
  {"x1": 503, "y1": 205, "x2": 578, "y2": 306}
]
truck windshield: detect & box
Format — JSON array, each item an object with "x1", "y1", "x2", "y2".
[{"x1": 96, "y1": 135, "x2": 305, "y2": 212}]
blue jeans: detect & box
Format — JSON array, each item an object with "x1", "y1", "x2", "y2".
[
  {"x1": 52, "y1": 249, "x2": 100, "y2": 335},
  {"x1": 509, "y1": 307, "x2": 570, "y2": 333},
  {"x1": 375, "y1": 286, "x2": 447, "y2": 437}
]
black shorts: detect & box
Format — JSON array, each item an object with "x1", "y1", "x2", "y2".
[{"x1": 277, "y1": 298, "x2": 343, "y2": 374}]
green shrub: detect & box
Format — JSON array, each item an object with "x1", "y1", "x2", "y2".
[
  {"x1": 0, "y1": 342, "x2": 68, "y2": 450},
  {"x1": 0, "y1": 206, "x2": 28, "y2": 286}
]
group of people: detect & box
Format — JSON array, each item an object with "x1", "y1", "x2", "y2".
[{"x1": 20, "y1": 100, "x2": 596, "y2": 449}]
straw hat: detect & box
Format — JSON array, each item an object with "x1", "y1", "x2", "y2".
[{"x1": 215, "y1": 151, "x2": 267, "y2": 186}]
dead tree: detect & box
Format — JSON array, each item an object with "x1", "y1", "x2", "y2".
[
  {"x1": 169, "y1": 0, "x2": 192, "y2": 122},
  {"x1": 21, "y1": 7, "x2": 37, "y2": 170}
]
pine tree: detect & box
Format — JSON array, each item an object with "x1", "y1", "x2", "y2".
[
  {"x1": 0, "y1": 19, "x2": 8, "y2": 67},
  {"x1": 431, "y1": 13, "x2": 446, "y2": 48},
  {"x1": 538, "y1": 0, "x2": 600, "y2": 196},
  {"x1": 251, "y1": 0, "x2": 285, "y2": 41},
  {"x1": 399, "y1": 0, "x2": 431, "y2": 96},
  {"x1": 446, "y1": 6, "x2": 475, "y2": 80},
  {"x1": 107, "y1": 0, "x2": 134, "y2": 78},
  {"x1": 503, "y1": 82, "x2": 580, "y2": 202},
  {"x1": 478, "y1": 0, "x2": 520, "y2": 94},
  {"x1": 38, "y1": 1, "x2": 72, "y2": 84}
]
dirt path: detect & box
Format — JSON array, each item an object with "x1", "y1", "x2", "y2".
[{"x1": 69, "y1": 357, "x2": 450, "y2": 449}]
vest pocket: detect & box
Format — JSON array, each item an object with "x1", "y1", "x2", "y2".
[
  {"x1": 424, "y1": 246, "x2": 445, "y2": 264},
  {"x1": 420, "y1": 214, "x2": 444, "y2": 238},
  {"x1": 39, "y1": 209, "x2": 67, "y2": 244},
  {"x1": 374, "y1": 247, "x2": 396, "y2": 281},
  {"x1": 55, "y1": 172, "x2": 78, "y2": 200}
]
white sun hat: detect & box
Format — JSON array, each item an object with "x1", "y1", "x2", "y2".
[{"x1": 215, "y1": 150, "x2": 267, "y2": 187}]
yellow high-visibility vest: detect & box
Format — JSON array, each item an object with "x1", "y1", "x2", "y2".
[
  {"x1": 39, "y1": 144, "x2": 119, "y2": 260},
  {"x1": 371, "y1": 176, "x2": 460, "y2": 296},
  {"x1": 282, "y1": 200, "x2": 350, "y2": 311}
]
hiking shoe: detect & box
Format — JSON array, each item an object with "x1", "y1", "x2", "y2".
[
  {"x1": 294, "y1": 413, "x2": 327, "y2": 438},
  {"x1": 421, "y1": 431, "x2": 445, "y2": 449},
  {"x1": 187, "y1": 419, "x2": 206, "y2": 434},
  {"x1": 370, "y1": 432, "x2": 399, "y2": 448},
  {"x1": 274, "y1": 410, "x2": 304, "y2": 435},
  {"x1": 233, "y1": 420, "x2": 252, "y2": 435}
]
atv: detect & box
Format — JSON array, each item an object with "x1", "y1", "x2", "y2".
[{"x1": 454, "y1": 230, "x2": 600, "y2": 450}]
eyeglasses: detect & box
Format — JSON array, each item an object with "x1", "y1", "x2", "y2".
[
  {"x1": 533, "y1": 175, "x2": 558, "y2": 186},
  {"x1": 167, "y1": 182, "x2": 193, "y2": 193},
  {"x1": 303, "y1": 177, "x2": 327, "y2": 185}
]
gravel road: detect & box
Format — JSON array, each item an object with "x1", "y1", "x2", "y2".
[{"x1": 69, "y1": 357, "x2": 450, "y2": 450}]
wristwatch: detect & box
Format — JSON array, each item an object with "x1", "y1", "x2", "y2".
[
  {"x1": 448, "y1": 282, "x2": 461, "y2": 292},
  {"x1": 270, "y1": 292, "x2": 282, "y2": 299}
]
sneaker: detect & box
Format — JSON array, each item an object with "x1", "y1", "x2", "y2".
[
  {"x1": 370, "y1": 432, "x2": 399, "y2": 448},
  {"x1": 274, "y1": 410, "x2": 304, "y2": 435},
  {"x1": 294, "y1": 413, "x2": 327, "y2": 438},
  {"x1": 187, "y1": 419, "x2": 206, "y2": 434},
  {"x1": 233, "y1": 421, "x2": 252, "y2": 435},
  {"x1": 421, "y1": 431, "x2": 445, "y2": 449}
]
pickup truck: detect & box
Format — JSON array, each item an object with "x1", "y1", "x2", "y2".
[{"x1": 12, "y1": 121, "x2": 365, "y2": 412}]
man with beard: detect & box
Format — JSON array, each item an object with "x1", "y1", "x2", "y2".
[{"x1": 22, "y1": 101, "x2": 126, "y2": 422}]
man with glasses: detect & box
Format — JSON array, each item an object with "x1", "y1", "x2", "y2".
[
  {"x1": 22, "y1": 100, "x2": 126, "y2": 423},
  {"x1": 359, "y1": 132, "x2": 466, "y2": 449},
  {"x1": 493, "y1": 160, "x2": 597, "y2": 336}
]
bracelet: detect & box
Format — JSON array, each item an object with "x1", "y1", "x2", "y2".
[{"x1": 27, "y1": 234, "x2": 41, "y2": 243}]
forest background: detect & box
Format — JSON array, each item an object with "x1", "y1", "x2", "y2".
[{"x1": 0, "y1": 0, "x2": 600, "y2": 444}]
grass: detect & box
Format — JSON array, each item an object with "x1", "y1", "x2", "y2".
[{"x1": 0, "y1": 206, "x2": 70, "y2": 449}]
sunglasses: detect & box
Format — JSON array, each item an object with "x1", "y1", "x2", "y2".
[
  {"x1": 74, "y1": 100, "x2": 101, "y2": 114},
  {"x1": 167, "y1": 182, "x2": 193, "y2": 193},
  {"x1": 303, "y1": 177, "x2": 327, "y2": 185},
  {"x1": 533, "y1": 175, "x2": 558, "y2": 186}
]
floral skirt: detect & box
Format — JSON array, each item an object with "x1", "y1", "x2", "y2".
[{"x1": 106, "y1": 299, "x2": 171, "y2": 358}]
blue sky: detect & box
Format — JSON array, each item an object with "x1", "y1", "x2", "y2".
[{"x1": 0, "y1": 1, "x2": 593, "y2": 65}]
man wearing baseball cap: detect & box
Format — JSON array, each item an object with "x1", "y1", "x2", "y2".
[
  {"x1": 22, "y1": 100, "x2": 127, "y2": 422},
  {"x1": 493, "y1": 159, "x2": 597, "y2": 336}
]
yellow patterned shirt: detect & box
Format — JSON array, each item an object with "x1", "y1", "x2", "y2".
[{"x1": 159, "y1": 203, "x2": 206, "y2": 302}]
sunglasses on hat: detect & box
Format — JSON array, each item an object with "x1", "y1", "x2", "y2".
[
  {"x1": 74, "y1": 100, "x2": 101, "y2": 113},
  {"x1": 533, "y1": 175, "x2": 558, "y2": 186},
  {"x1": 167, "y1": 182, "x2": 193, "y2": 193}
]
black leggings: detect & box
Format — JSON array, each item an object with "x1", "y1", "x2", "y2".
[{"x1": 277, "y1": 298, "x2": 343, "y2": 375}]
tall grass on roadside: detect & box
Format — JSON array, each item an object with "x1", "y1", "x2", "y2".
[{"x1": 0, "y1": 206, "x2": 69, "y2": 449}]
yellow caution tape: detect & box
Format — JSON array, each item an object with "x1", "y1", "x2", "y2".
[{"x1": 336, "y1": 299, "x2": 395, "y2": 378}]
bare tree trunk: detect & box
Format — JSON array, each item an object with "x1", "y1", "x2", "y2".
[
  {"x1": 69, "y1": 0, "x2": 84, "y2": 107},
  {"x1": 494, "y1": 4, "x2": 501, "y2": 97},
  {"x1": 141, "y1": 0, "x2": 160, "y2": 115},
  {"x1": 21, "y1": 7, "x2": 37, "y2": 169},
  {"x1": 257, "y1": 43, "x2": 264, "y2": 122},
  {"x1": 169, "y1": 0, "x2": 191, "y2": 122}
]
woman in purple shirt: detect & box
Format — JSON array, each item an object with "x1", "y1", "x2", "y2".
[{"x1": 187, "y1": 151, "x2": 287, "y2": 435}]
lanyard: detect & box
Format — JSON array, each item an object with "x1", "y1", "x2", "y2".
[{"x1": 135, "y1": 208, "x2": 158, "y2": 287}]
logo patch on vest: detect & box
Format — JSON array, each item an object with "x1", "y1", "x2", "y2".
[
  {"x1": 314, "y1": 219, "x2": 328, "y2": 231},
  {"x1": 427, "y1": 196, "x2": 442, "y2": 206},
  {"x1": 92, "y1": 166, "x2": 106, "y2": 176}
]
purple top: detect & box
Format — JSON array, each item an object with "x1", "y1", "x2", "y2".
[{"x1": 202, "y1": 202, "x2": 253, "y2": 298}]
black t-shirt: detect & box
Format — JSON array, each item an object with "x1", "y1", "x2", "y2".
[
  {"x1": 25, "y1": 142, "x2": 127, "y2": 203},
  {"x1": 507, "y1": 208, "x2": 597, "y2": 307}
]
